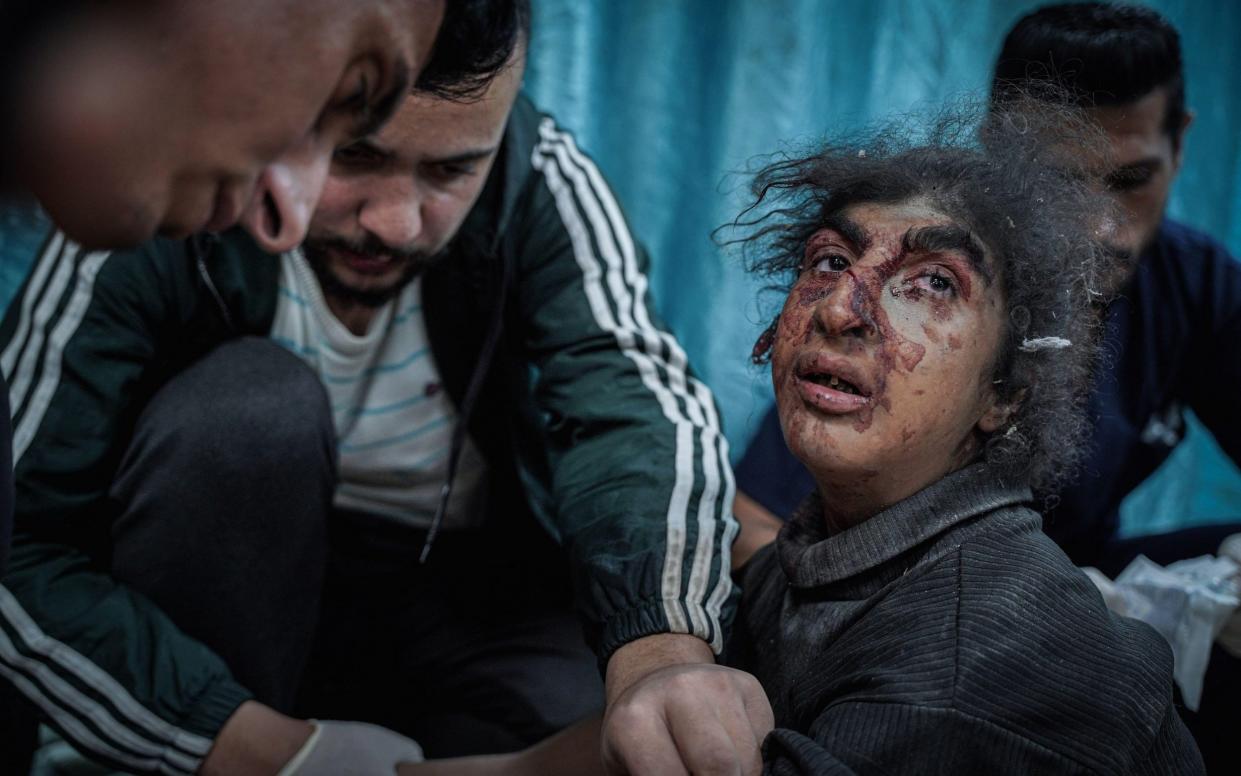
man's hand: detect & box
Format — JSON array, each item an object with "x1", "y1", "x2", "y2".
[
  {"x1": 601, "y1": 633, "x2": 773, "y2": 776},
  {"x1": 200, "y1": 701, "x2": 424, "y2": 775},
  {"x1": 200, "y1": 701, "x2": 314, "y2": 776}
]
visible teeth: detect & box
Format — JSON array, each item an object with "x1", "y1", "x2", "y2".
[{"x1": 806, "y1": 372, "x2": 861, "y2": 396}]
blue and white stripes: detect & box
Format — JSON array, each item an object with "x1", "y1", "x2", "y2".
[{"x1": 269, "y1": 250, "x2": 484, "y2": 527}]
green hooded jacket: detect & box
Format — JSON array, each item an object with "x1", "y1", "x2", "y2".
[{"x1": 0, "y1": 96, "x2": 736, "y2": 774}]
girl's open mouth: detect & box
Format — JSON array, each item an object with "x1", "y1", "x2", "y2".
[
  {"x1": 792, "y1": 353, "x2": 874, "y2": 414},
  {"x1": 802, "y1": 371, "x2": 863, "y2": 396}
]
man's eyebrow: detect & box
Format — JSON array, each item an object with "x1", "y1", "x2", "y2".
[
  {"x1": 354, "y1": 63, "x2": 412, "y2": 139},
  {"x1": 1104, "y1": 158, "x2": 1160, "y2": 180},
  {"x1": 902, "y1": 224, "x2": 993, "y2": 285},
  {"x1": 1111, "y1": 157, "x2": 1161, "y2": 172},
  {"x1": 820, "y1": 213, "x2": 870, "y2": 253},
  {"x1": 340, "y1": 136, "x2": 393, "y2": 159},
  {"x1": 426, "y1": 147, "x2": 498, "y2": 166}
]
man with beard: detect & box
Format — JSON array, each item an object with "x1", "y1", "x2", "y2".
[
  {"x1": 731, "y1": 3, "x2": 1240, "y2": 771},
  {"x1": 0, "y1": 9, "x2": 764, "y2": 776},
  {"x1": 0, "y1": 1, "x2": 551, "y2": 772}
]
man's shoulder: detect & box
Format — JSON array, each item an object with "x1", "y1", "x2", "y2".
[
  {"x1": 1150, "y1": 219, "x2": 1239, "y2": 277},
  {"x1": 495, "y1": 93, "x2": 552, "y2": 182}
]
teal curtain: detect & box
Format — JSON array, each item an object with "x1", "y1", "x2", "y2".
[
  {"x1": 523, "y1": 0, "x2": 1241, "y2": 533},
  {"x1": 0, "y1": 2, "x2": 1235, "y2": 535}
]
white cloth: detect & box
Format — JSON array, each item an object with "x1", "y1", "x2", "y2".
[
  {"x1": 269, "y1": 250, "x2": 487, "y2": 529},
  {"x1": 1083, "y1": 549, "x2": 1241, "y2": 711}
]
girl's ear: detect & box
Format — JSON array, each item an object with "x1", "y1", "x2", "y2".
[{"x1": 977, "y1": 389, "x2": 1025, "y2": 434}]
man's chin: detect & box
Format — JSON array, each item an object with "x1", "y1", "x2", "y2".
[
  {"x1": 329, "y1": 275, "x2": 407, "y2": 308},
  {"x1": 318, "y1": 263, "x2": 418, "y2": 308},
  {"x1": 303, "y1": 239, "x2": 437, "y2": 308}
]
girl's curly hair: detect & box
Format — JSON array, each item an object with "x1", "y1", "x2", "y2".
[{"x1": 728, "y1": 98, "x2": 1115, "y2": 492}]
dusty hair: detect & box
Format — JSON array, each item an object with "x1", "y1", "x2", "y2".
[{"x1": 726, "y1": 98, "x2": 1114, "y2": 492}]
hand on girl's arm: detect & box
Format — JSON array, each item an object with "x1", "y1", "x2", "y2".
[{"x1": 600, "y1": 633, "x2": 773, "y2": 776}]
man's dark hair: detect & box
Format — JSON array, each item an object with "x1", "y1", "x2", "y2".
[
  {"x1": 992, "y1": 3, "x2": 1185, "y2": 140},
  {"x1": 415, "y1": 0, "x2": 531, "y2": 101},
  {"x1": 727, "y1": 101, "x2": 1114, "y2": 492}
]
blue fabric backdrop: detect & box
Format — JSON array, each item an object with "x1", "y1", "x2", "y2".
[
  {"x1": 522, "y1": 0, "x2": 1241, "y2": 534},
  {"x1": 0, "y1": 2, "x2": 1235, "y2": 536}
]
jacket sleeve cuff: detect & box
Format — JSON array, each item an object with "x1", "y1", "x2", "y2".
[
  {"x1": 177, "y1": 677, "x2": 254, "y2": 742},
  {"x1": 598, "y1": 598, "x2": 726, "y2": 669}
]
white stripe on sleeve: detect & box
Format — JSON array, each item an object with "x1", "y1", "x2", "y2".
[
  {"x1": 533, "y1": 119, "x2": 735, "y2": 644},
  {"x1": 4, "y1": 238, "x2": 78, "y2": 421},
  {"x1": 12, "y1": 250, "x2": 111, "y2": 462},
  {"x1": 0, "y1": 586, "x2": 210, "y2": 774},
  {"x1": 1, "y1": 229, "x2": 66, "y2": 380}
]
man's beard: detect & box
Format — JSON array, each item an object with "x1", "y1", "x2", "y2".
[{"x1": 302, "y1": 235, "x2": 444, "y2": 308}]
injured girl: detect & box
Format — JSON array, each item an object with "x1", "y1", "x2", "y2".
[{"x1": 722, "y1": 105, "x2": 1206, "y2": 774}]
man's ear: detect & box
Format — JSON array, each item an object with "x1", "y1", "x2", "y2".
[
  {"x1": 1172, "y1": 109, "x2": 1195, "y2": 171},
  {"x1": 977, "y1": 389, "x2": 1025, "y2": 434}
]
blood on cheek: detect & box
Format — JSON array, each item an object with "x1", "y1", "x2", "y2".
[{"x1": 787, "y1": 258, "x2": 928, "y2": 432}]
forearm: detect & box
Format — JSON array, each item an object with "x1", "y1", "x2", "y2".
[
  {"x1": 605, "y1": 632, "x2": 716, "y2": 704},
  {"x1": 732, "y1": 491, "x2": 784, "y2": 571},
  {"x1": 199, "y1": 701, "x2": 312, "y2": 776},
  {"x1": 397, "y1": 716, "x2": 605, "y2": 776}
]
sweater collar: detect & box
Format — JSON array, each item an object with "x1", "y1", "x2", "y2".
[{"x1": 776, "y1": 463, "x2": 1031, "y2": 589}]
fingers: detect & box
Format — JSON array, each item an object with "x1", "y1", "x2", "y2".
[
  {"x1": 664, "y1": 691, "x2": 747, "y2": 776},
  {"x1": 739, "y1": 669, "x2": 776, "y2": 743},
  {"x1": 603, "y1": 697, "x2": 689, "y2": 776},
  {"x1": 601, "y1": 663, "x2": 772, "y2": 776}
]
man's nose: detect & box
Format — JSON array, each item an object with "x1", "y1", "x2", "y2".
[
  {"x1": 1095, "y1": 208, "x2": 1139, "y2": 259},
  {"x1": 814, "y1": 272, "x2": 873, "y2": 339},
  {"x1": 358, "y1": 179, "x2": 424, "y2": 249},
  {"x1": 240, "y1": 135, "x2": 333, "y2": 254}
]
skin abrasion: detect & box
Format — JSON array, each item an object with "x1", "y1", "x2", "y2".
[
  {"x1": 782, "y1": 209, "x2": 993, "y2": 435},
  {"x1": 769, "y1": 199, "x2": 1010, "y2": 528},
  {"x1": 735, "y1": 99, "x2": 1114, "y2": 499}
]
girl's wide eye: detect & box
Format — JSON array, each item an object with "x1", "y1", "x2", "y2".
[
  {"x1": 812, "y1": 254, "x2": 850, "y2": 273},
  {"x1": 912, "y1": 270, "x2": 958, "y2": 296}
]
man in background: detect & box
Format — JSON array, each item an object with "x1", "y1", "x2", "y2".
[{"x1": 734, "y1": 4, "x2": 1240, "y2": 771}]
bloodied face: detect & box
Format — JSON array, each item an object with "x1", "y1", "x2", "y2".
[{"x1": 771, "y1": 199, "x2": 1013, "y2": 525}]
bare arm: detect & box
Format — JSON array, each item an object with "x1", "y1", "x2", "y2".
[
  {"x1": 199, "y1": 702, "x2": 312, "y2": 776},
  {"x1": 397, "y1": 716, "x2": 605, "y2": 776},
  {"x1": 732, "y1": 491, "x2": 784, "y2": 571}
]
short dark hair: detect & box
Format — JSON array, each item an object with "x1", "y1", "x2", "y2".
[
  {"x1": 728, "y1": 101, "x2": 1114, "y2": 491},
  {"x1": 415, "y1": 0, "x2": 531, "y2": 101},
  {"x1": 992, "y1": 3, "x2": 1185, "y2": 139}
]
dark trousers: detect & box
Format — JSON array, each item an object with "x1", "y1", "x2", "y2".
[{"x1": 10, "y1": 338, "x2": 602, "y2": 766}]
